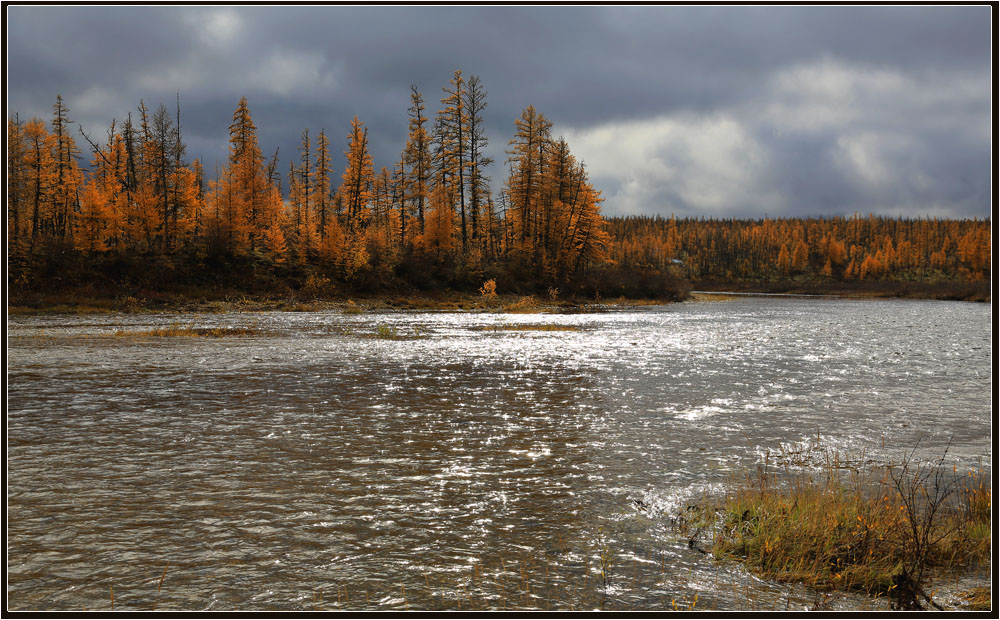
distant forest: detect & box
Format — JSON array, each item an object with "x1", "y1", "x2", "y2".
[
  {"x1": 6, "y1": 71, "x2": 991, "y2": 302},
  {"x1": 609, "y1": 214, "x2": 990, "y2": 284}
]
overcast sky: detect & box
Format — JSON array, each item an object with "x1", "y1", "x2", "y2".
[{"x1": 6, "y1": 4, "x2": 993, "y2": 219}]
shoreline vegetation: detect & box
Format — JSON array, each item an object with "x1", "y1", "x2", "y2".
[
  {"x1": 7, "y1": 276, "x2": 989, "y2": 316},
  {"x1": 676, "y1": 445, "x2": 991, "y2": 611}
]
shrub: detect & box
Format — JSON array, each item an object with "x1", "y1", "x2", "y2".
[
  {"x1": 303, "y1": 273, "x2": 335, "y2": 299},
  {"x1": 479, "y1": 279, "x2": 498, "y2": 306}
]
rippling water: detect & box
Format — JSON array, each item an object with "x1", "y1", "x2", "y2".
[{"x1": 6, "y1": 297, "x2": 992, "y2": 610}]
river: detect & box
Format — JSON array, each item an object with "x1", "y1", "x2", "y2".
[{"x1": 6, "y1": 297, "x2": 992, "y2": 610}]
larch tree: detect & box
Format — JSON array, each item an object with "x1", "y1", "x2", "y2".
[
  {"x1": 23, "y1": 118, "x2": 54, "y2": 253},
  {"x1": 791, "y1": 238, "x2": 809, "y2": 272},
  {"x1": 402, "y1": 85, "x2": 431, "y2": 245},
  {"x1": 776, "y1": 242, "x2": 792, "y2": 274},
  {"x1": 337, "y1": 116, "x2": 375, "y2": 278},
  {"x1": 168, "y1": 94, "x2": 196, "y2": 250},
  {"x1": 313, "y1": 129, "x2": 334, "y2": 243},
  {"x1": 435, "y1": 70, "x2": 468, "y2": 252},
  {"x1": 288, "y1": 128, "x2": 316, "y2": 261},
  {"x1": 504, "y1": 105, "x2": 553, "y2": 262},
  {"x1": 7, "y1": 115, "x2": 29, "y2": 254},
  {"x1": 211, "y1": 96, "x2": 279, "y2": 255},
  {"x1": 369, "y1": 165, "x2": 398, "y2": 271},
  {"x1": 49, "y1": 95, "x2": 83, "y2": 245},
  {"x1": 75, "y1": 119, "x2": 123, "y2": 253},
  {"x1": 416, "y1": 173, "x2": 456, "y2": 264},
  {"x1": 463, "y1": 74, "x2": 493, "y2": 261},
  {"x1": 566, "y1": 179, "x2": 610, "y2": 278},
  {"x1": 340, "y1": 116, "x2": 374, "y2": 234},
  {"x1": 149, "y1": 103, "x2": 178, "y2": 251}
]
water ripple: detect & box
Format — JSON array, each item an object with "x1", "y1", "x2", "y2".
[{"x1": 7, "y1": 298, "x2": 991, "y2": 610}]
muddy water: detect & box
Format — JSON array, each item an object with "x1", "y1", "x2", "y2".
[{"x1": 6, "y1": 298, "x2": 991, "y2": 610}]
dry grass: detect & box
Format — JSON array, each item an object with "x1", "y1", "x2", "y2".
[
  {"x1": 694, "y1": 451, "x2": 991, "y2": 609},
  {"x1": 689, "y1": 292, "x2": 741, "y2": 303},
  {"x1": 113, "y1": 325, "x2": 262, "y2": 338},
  {"x1": 957, "y1": 586, "x2": 991, "y2": 610},
  {"x1": 502, "y1": 296, "x2": 542, "y2": 313},
  {"x1": 342, "y1": 299, "x2": 364, "y2": 314}
]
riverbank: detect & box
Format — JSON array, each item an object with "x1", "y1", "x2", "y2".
[
  {"x1": 691, "y1": 278, "x2": 991, "y2": 302},
  {"x1": 6, "y1": 287, "x2": 679, "y2": 316},
  {"x1": 9, "y1": 277, "x2": 991, "y2": 316}
]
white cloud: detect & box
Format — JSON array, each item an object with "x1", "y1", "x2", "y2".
[
  {"x1": 559, "y1": 113, "x2": 781, "y2": 217},
  {"x1": 255, "y1": 49, "x2": 338, "y2": 96},
  {"x1": 759, "y1": 57, "x2": 989, "y2": 140},
  {"x1": 559, "y1": 56, "x2": 990, "y2": 218},
  {"x1": 135, "y1": 64, "x2": 206, "y2": 94},
  {"x1": 832, "y1": 132, "x2": 914, "y2": 190},
  {"x1": 195, "y1": 9, "x2": 244, "y2": 48},
  {"x1": 133, "y1": 46, "x2": 339, "y2": 101}
]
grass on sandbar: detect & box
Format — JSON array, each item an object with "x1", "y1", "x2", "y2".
[{"x1": 114, "y1": 325, "x2": 262, "y2": 338}]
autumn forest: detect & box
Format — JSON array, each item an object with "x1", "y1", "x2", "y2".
[{"x1": 6, "y1": 71, "x2": 992, "y2": 306}]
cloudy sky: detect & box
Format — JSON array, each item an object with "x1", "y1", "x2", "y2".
[{"x1": 6, "y1": 5, "x2": 993, "y2": 219}]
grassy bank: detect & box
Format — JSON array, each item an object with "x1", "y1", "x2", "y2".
[{"x1": 680, "y1": 447, "x2": 991, "y2": 610}]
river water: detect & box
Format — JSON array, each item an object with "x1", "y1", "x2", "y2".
[{"x1": 6, "y1": 297, "x2": 992, "y2": 611}]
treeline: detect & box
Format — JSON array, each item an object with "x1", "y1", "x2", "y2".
[
  {"x1": 607, "y1": 214, "x2": 991, "y2": 284},
  {"x1": 7, "y1": 71, "x2": 611, "y2": 296},
  {"x1": 7, "y1": 81, "x2": 990, "y2": 304}
]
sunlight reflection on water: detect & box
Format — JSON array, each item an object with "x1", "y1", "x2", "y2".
[{"x1": 7, "y1": 298, "x2": 991, "y2": 610}]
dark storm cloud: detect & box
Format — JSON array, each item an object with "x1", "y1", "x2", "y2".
[{"x1": 5, "y1": 4, "x2": 992, "y2": 219}]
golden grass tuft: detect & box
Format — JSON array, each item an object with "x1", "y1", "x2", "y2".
[
  {"x1": 502, "y1": 296, "x2": 541, "y2": 313},
  {"x1": 689, "y1": 292, "x2": 741, "y2": 302},
  {"x1": 697, "y1": 455, "x2": 991, "y2": 607}
]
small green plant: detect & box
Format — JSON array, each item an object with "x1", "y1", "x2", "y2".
[{"x1": 374, "y1": 324, "x2": 398, "y2": 339}]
